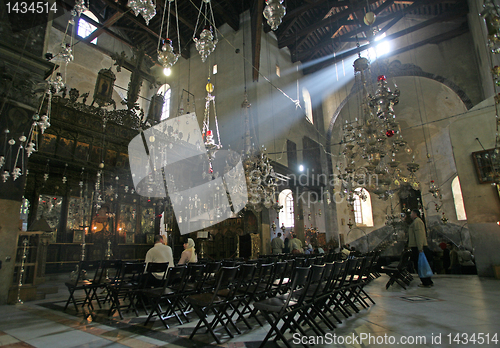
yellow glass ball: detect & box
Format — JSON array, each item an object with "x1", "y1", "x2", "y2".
[{"x1": 206, "y1": 82, "x2": 214, "y2": 92}]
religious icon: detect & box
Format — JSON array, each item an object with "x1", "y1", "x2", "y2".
[{"x1": 92, "y1": 68, "x2": 116, "y2": 107}]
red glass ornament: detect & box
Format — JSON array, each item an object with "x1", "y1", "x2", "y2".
[
  {"x1": 385, "y1": 130, "x2": 395, "y2": 137},
  {"x1": 207, "y1": 130, "x2": 212, "y2": 136},
  {"x1": 377, "y1": 75, "x2": 386, "y2": 81}
]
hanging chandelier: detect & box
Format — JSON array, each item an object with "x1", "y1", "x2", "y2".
[
  {"x1": 157, "y1": 0, "x2": 181, "y2": 72},
  {"x1": 202, "y1": 78, "x2": 222, "y2": 179},
  {"x1": 240, "y1": 94, "x2": 281, "y2": 212},
  {"x1": 127, "y1": 0, "x2": 156, "y2": 25},
  {"x1": 263, "y1": 0, "x2": 286, "y2": 31},
  {"x1": 193, "y1": 0, "x2": 218, "y2": 62},
  {"x1": 338, "y1": 55, "x2": 418, "y2": 202},
  {"x1": 158, "y1": 39, "x2": 179, "y2": 70}
]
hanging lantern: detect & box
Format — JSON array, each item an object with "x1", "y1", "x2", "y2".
[
  {"x1": 158, "y1": 39, "x2": 179, "y2": 69},
  {"x1": 127, "y1": 0, "x2": 156, "y2": 25},
  {"x1": 147, "y1": 94, "x2": 165, "y2": 125},
  {"x1": 71, "y1": 0, "x2": 88, "y2": 17},
  {"x1": 364, "y1": 11, "x2": 376, "y2": 26},
  {"x1": 263, "y1": 0, "x2": 286, "y2": 31},
  {"x1": 195, "y1": 26, "x2": 217, "y2": 63}
]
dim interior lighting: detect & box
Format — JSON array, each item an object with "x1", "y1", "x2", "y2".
[
  {"x1": 163, "y1": 67, "x2": 171, "y2": 76},
  {"x1": 299, "y1": 164, "x2": 304, "y2": 172}
]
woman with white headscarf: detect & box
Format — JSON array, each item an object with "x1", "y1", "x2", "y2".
[{"x1": 178, "y1": 237, "x2": 198, "y2": 264}]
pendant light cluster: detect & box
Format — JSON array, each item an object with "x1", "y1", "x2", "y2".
[
  {"x1": 193, "y1": 0, "x2": 218, "y2": 62},
  {"x1": 157, "y1": 0, "x2": 181, "y2": 76},
  {"x1": 338, "y1": 55, "x2": 419, "y2": 204},
  {"x1": 263, "y1": 0, "x2": 286, "y2": 31}
]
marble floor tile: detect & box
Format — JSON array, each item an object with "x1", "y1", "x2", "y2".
[{"x1": 1, "y1": 274, "x2": 499, "y2": 347}]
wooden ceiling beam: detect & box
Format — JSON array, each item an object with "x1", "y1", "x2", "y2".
[
  {"x1": 84, "y1": 12, "x2": 125, "y2": 43},
  {"x1": 293, "y1": 12, "x2": 401, "y2": 61},
  {"x1": 303, "y1": 5, "x2": 469, "y2": 74},
  {"x1": 251, "y1": 0, "x2": 264, "y2": 81},
  {"x1": 212, "y1": 0, "x2": 239, "y2": 31},
  {"x1": 278, "y1": 0, "x2": 380, "y2": 48},
  {"x1": 293, "y1": 0, "x2": 456, "y2": 62},
  {"x1": 374, "y1": 0, "x2": 396, "y2": 15}
]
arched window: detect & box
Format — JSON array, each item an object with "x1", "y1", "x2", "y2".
[
  {"x1": 158, "y1": 84, "x2": 171, "y2": 120},
  {"x1": 78, "y1": 11, "x2": 98, "y2": 44},
  {"x1": 279, "y1": 189, "x2": 294, "y2": 228},
  {"x1": 452, "y1": 176, "x2": 467, "y2": 220},
  {"x1": 302, "y1": 87, "x2": 313, "y2": 124},
  {"x1": 353, "y1": 188, "x2": 374, "y2": 227}
]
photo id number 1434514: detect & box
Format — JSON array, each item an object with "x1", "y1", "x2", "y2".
[
  {"x1": 445, "y1": 333, "x2": 498, "y2": 345},
  {"x1": 6, "y1": 2, "x2": 57, "y2": 14}
]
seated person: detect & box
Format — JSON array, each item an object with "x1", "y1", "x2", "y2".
[
  {"x1": 341, "y1": 245, "x2": 351, "y2": 260},
  {"x1": 178, "y1": 237, "x2": 198, "y2": 264},
  {"x1": 145, "y1": 235, "x2": 173, "y2": 287},
  {"x1": 304, "y1": 244, "x2": 314, "y2": 254}
]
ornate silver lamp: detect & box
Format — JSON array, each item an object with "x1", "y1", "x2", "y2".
[
  {"x1": 193, "y1": 0, "x2": 218, "y2": 62},
  {"x1": 263, "y1": 0, "x2": 286, "y2": 31}
]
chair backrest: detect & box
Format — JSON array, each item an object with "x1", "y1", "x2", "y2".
[
  {"x1": 205, "y1": 261, "x2": 222, "y2": 274},
  {"x1": 181, "y1": 263, "x2": 206, "y2": 293},
  {"x1": 338, "y1": 258, "x2": 358, "y2": 288},
  {"x1": 143, "y1": 262, "x2": 170, "y2": 287},
  {"x1": 278, "y1": 266, "x2": 310, "y2": 315},
  {"x1": 209, "y1": 266, "x2": 240, "y2": 304},
  {"x1": 120, "y1": 262, "x2": 145, "y2": 282},
  {"x1": 74, "y1": 260, "x2": 101, "y2": 283},
  {"x1": 164, "y1": 265, "x2": 186, "y2": 288},
  {"x1": 222, "y1": 260, "x2": 236, "y2": 267},
  {"x1": 96, "y1": 259, "x2": 122, "y2": 283},
  {"x1": 398, "y1": 250, "x2": 412, "y2": 271},
  {"x1": 238, "y1": 263, "x2": 258, "y2": 288},
  {"x1": 145, "y1": 261, "x2": 168, "y2": 272}
]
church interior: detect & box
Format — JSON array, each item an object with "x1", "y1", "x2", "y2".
[{"x1": 1, "y1": 0, "x2": 500, "y2": 346}]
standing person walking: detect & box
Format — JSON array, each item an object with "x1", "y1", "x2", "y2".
[{"x1": 408, "y1": 209, "x2": 434, "y2": 287}]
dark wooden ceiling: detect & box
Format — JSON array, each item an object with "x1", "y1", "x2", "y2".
[{"x1": 64, "y1": 0, "x2": 469, "y2": 76}]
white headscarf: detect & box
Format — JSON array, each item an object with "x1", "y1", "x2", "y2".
[{"x1": 186, "y1": 238, "x2": 197, "y2": 263}]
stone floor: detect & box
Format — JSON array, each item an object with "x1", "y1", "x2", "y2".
[{"x1": 0, "y1": 273, "x2": 499, "y2": 348}]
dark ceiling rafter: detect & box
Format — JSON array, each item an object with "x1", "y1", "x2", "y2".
[
  {"x1": 157, "y1": 0, "x2": 196, "y2": 31},
  {"x1": 294, "y1": 12, "x2": 404, "y2": 62},
  {"x1": 291, "y1": 0, "x2": 463, "y2": 63},
  {"x1": 212, "y1": 0, "x2": 239, "y2": 31},
  {"x1": 303, "y1": 2, "x2": 469, "y2": 74},
  {"x1": 84, "y1": 12, "x2": 126, "y2": 43},
  {"x1": 251, "y1": 0, "x2": 264, "y2": 82},
  {"x1": 278, "y1": 0, "x2": 380, "y2": 49}
]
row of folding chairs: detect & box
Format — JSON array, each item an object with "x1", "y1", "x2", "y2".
[
  {"x1": 253, "y1": 256, "x2": 380, "y2": 347},
  {"x1": 64, "y1": 259, "x2": 171, "y2": 319},
  {"x1": 64, "y1": 259, "x2": 121, "y2": 313},
  {"x1": 141, "y1": 256, "x2": 379, "y2": 345}
]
